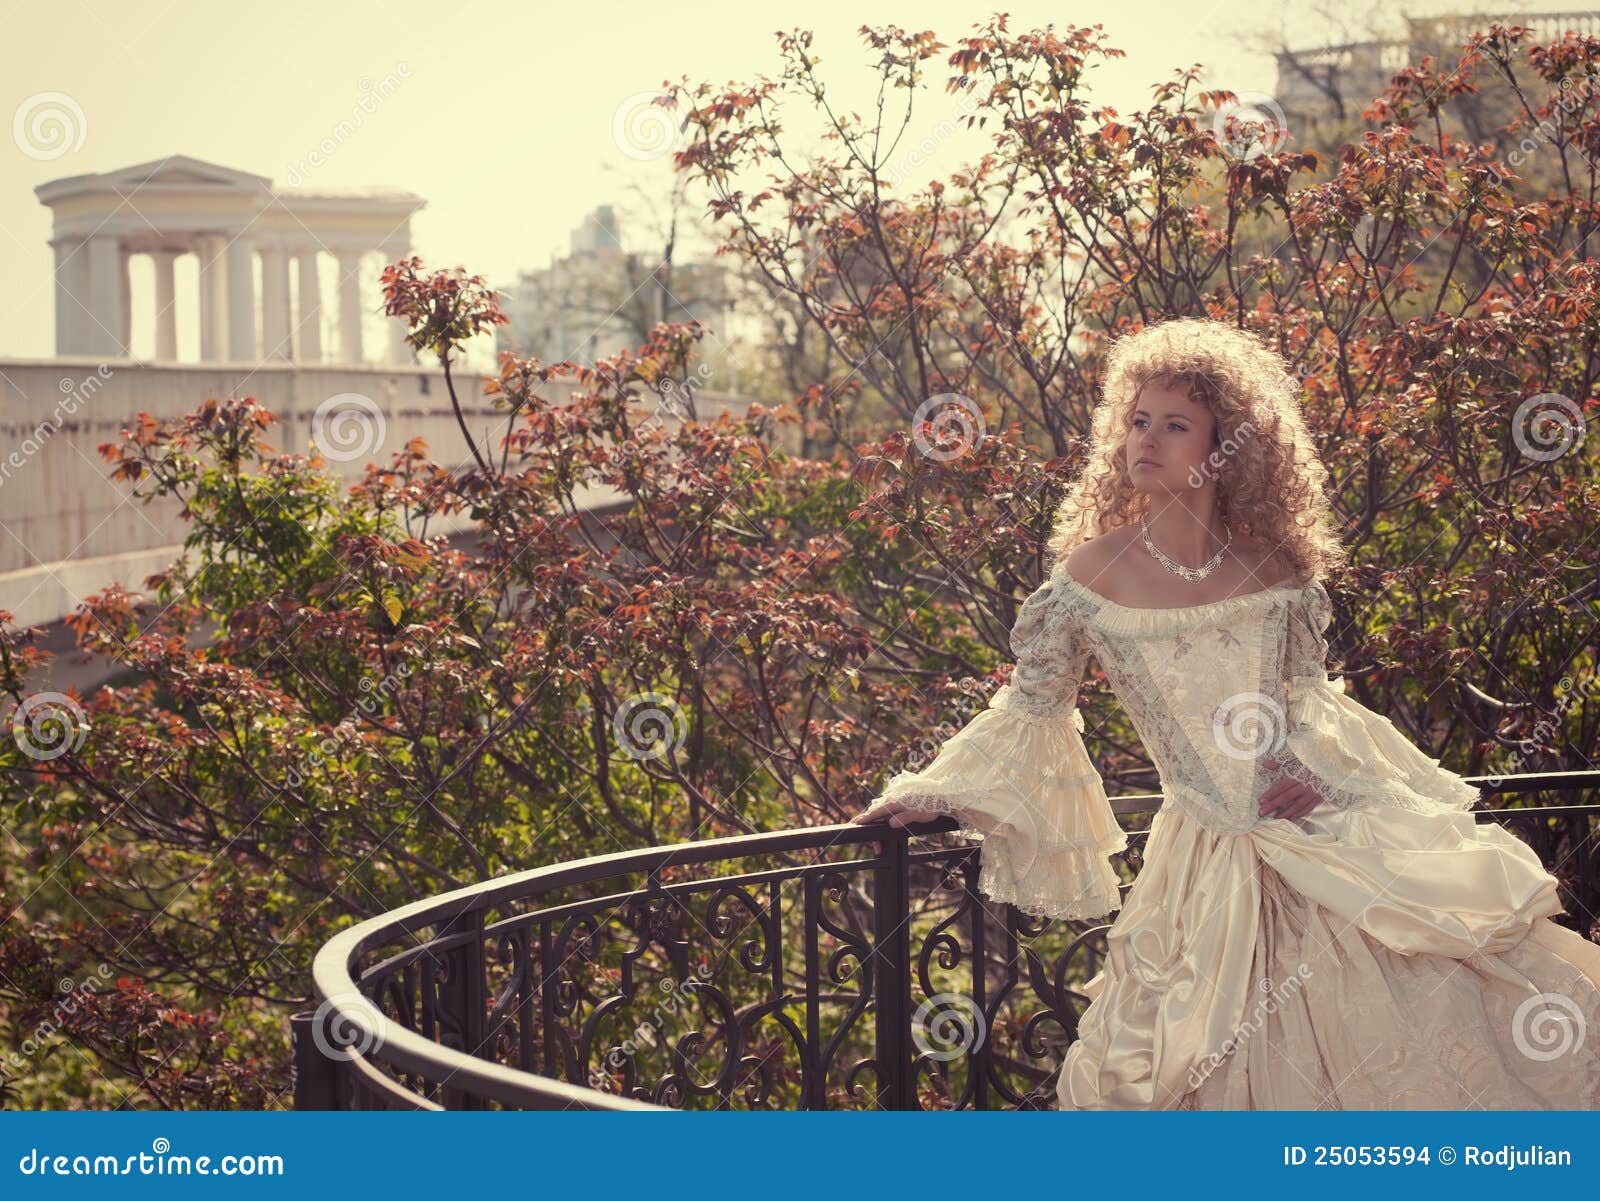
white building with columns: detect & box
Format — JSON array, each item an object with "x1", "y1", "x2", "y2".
[
  {"x1": 4, "y1": 156, "x2": 757, "y2": 642},
  {"x1": 36, "y1": 155, "x2": 423, "y2": 366}
]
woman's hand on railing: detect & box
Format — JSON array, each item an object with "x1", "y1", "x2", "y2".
[{"x1": 850, "y1": 798, "x2": 948, "y2": 830}]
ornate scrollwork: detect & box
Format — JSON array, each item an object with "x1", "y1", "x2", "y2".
[{"x1": 328, "y1": 822, "x2": 1178, "y2": 1110}]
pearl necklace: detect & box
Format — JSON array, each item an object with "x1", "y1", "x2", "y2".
[{"x1": 1140, "y1": 517, "x2": 1233, "y2": 582}]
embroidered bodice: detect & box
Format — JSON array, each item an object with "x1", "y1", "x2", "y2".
[{"x1": 858, "y1": 562, "x2": 1484, "y2": 922}]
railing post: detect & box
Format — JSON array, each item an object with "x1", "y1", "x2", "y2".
[
  {"x1": 871, "y1": 829, "x2": 914, "y2": 1110},
  {"x1": 435, "y1": 905, "x2": 487, "y2": 1110},
  {"x1": 290, "y1": 1008, "x2": 340, "y2": 1109},
  {"x1": 968, "y1": 852, "x2": 991, "y2": 1110}
]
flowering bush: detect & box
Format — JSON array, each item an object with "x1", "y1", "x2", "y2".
[{"x1": 3, "y1": 17, "x2": 1598, "y2": 1106}]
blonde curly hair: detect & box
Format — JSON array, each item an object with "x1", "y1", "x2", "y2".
[{"x1": 1045, "y1": 317, "x2": 1347, "y2": 584}]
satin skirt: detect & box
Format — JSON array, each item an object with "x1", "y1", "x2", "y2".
[{"x1": 1055, "y1": 801, "x2": 1600, "y2": 1109}]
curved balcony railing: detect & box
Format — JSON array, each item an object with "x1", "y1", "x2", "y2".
[{"x1": 293, "y1": 771, "x2": 1600, "y2": 1111}]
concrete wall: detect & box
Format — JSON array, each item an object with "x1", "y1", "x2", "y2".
[{"x1": 0, "y1": 357, "x2": 749, "y2": 628}]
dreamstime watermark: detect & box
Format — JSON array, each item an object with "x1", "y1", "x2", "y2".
[
  {"x1": 284, "y1": 64, "x2": 412, "y2": 187},
  {"x1": 1510, "y1": 392, "x2": 1586, "y2": 462},
  {"x1": 612, "y1": 690, "x2": 691, "y2": 761},
  {"x1": 600, "y1": 364, "x2": 712, "y2": 462},
  {"x1": 1, "y1": 364, "x2": 115, "y2": 489},
  {"x1": 311, "y1": 392, "x2": 387, "y2": 463},
  {"x1": 911, "y1": 392, "x2": 987, "y2": 461},
  {"x1": 1184, "y1": 419, "x2": 1258, "y2": 489},
  {"x1": 1211, "y1": 690, "x2": 1288, "y2": 761},
  {"x1": 1483, "y1": 671, "x2": 1600, "y2": 786},
  {"x1": 283, "y1": 662, "x2": 413, "y2": 789},
  {"x1": 1185, "y1": 963, "x2": 1314, "y2": 1093},
  {"x1": 0, "y1": 963, "x2": 114, "y2": 1085},
  {"x1": 1207, "y1": 690, "x2": 1342, "y2": 812},
  {"x1": 1510, "y1": 991, "x2": 1587, "y2": 1063},
  {"x1": 16, "y1": 1137, "x2": 284, "y2": 1177},
  {"x1": 883, "y1": 678, "x2": 994, "y2": 780},
  {"x1": 13, "y1": 91, "x2": 86, "y2": 160},
  {"x1": 912, "y1": 991, "x2": 987, "y2": 1061},
  {"x1": 1210, "y1": 92, "x2": 1289, "y2": 161},
  {"x1": 10, "y1": 691, "x2": 89, "y2": 762},
  {"x1": 658, "y1": 360, "x2": 715, "y2": 410},
  {"x1": 593, "y1": 963, "x2": 718, "y2": 1086},
  {"x1": 310, "y1": 991, "x2": 388, "y2": 1062},
  {"x1": 612, "y1": 91, "x2": 689, "y2": 162},
  {"x1": 1487, "y1": 75, "x2": 1600, "y2": 187},
  {"x1": 882, "y1": 89, "x2": 982, "y2": 188}
]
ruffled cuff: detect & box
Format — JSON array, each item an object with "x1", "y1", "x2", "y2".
[
  {"x1": 858, "y1": 703, "x2": 1128, "y2": 922},
  {"x1": 1282, "y1": 673, "x2": 1482, "y2": 816}
]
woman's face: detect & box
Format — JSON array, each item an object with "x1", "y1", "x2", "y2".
[{"x1": 1123, "y1": 378, "x2": 1218, "y2": 496}]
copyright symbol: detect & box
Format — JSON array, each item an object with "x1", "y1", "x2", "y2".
[{"x1": 1438, "y1": 1146, "x2": 1456, "y2": 1165}]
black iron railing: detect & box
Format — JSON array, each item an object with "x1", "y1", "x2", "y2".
[{"x1": 294, "y1": 771, "x2": 1600, "y2": 1111}]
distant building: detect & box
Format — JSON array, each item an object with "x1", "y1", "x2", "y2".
[
  {"x1": 1275, "y1": 10, "x2": 1600, "y2": 130},
  {"x1": 6, "y1": 171, "x2": 757, "y2": 633},
  {"x1": 7, "y1": 154, "x2": 439, "y2": 631},
  {"x1": 497, "y1": 205, "x2": 731, "y2": 368},
  {"x1": 35, "y1": 154, "x2": 423, "y2": 365}
]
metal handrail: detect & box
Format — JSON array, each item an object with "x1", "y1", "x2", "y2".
[
  {"x1": 302, "y1": 823, "x2": 904, "y2": 1110},
  {"x1": 297, "y1": 770, "x2": 1600, "y2": 1111}
]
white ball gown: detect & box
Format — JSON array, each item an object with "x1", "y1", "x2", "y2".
[{"x1": 856, "y1": 562, "x2": 1600, "y2": 1109}]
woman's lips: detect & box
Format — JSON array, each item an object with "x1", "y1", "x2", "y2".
[{"x1": 1134, "y1": 459, "x2": 1160, "y2": 467}]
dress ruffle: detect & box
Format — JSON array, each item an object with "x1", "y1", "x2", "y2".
[
  {"x1": 857, "y1": 704, "x2": 1128, "y2": 923},
  {"x1": 1285, "y1": 673, "x2": 1483, "y2": 815},
  {"x1": 1051, "y1": 569, "x2": 1307, "y2": 638},
  {"x1": 859, "y1": 565, "x2": 1600, "y2": 1108},
  {"x1": 1057, "y1": 801, "x2": 1600, "y2": 1110}
]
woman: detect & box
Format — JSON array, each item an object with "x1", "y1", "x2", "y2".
[{"x1": 851, "y1": 317, "x2": 1600, "y2": 1110}]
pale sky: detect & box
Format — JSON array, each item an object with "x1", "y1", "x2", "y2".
[{"x1": 2, "y1": 0, "x2": 1479, "y2": 362}]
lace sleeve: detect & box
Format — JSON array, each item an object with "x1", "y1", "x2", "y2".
[
  {"x1": 857, "y1": 572, "x2": 1128, "y2": 922},
  {"x1": 1277, "y1": 579, "x2": 1482, "y2": 816},
  {"x1": 1284, "y1": 577, "x2": 1336, "y2": 697}
]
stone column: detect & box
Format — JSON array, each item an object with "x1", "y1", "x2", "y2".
[
  {"x1": 296, "y1": 251, "x2": 322, "y2": 362},
  {"x1": 261, "y1": 244, "x2": 291, "y2": 360},
  {"x1": 153, "y1": 249, "x2": 179, "y2": 360},
  {"x1": 84, "y1": 234, "x2": 126, "y2": 357},
  {"x1": 386, "y1": 309, "x2": 411, "y2": 365},
  {"x1": 197, "y1": 234, "x2": 228, "y2": 362},
  {"x1": 380, "y1": 241, "x2": 410, "y2": 365},
  {"x1": 118, "y1": 246, "x2": 132, "y2": 356},
  {"x1": 336, "y1": 250, "x2": 364, "y2": 363},
  {"x1": 51, "y1": 237, "x2": 86, "y2": 355},
  {"x1": 227, "y1": 239, "x2": 257, "y2": 361}
]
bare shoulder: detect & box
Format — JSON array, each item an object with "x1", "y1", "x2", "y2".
[
  {"x1": 1060, "y1": 528, "x2": 1139, "y2": 592},
  {"x1": 1233, "y1": 533, "x2": 1302, "y2": 589},
  {"x1": 1062, "y1": 526, "x2": 1304, "y2": 603}
]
